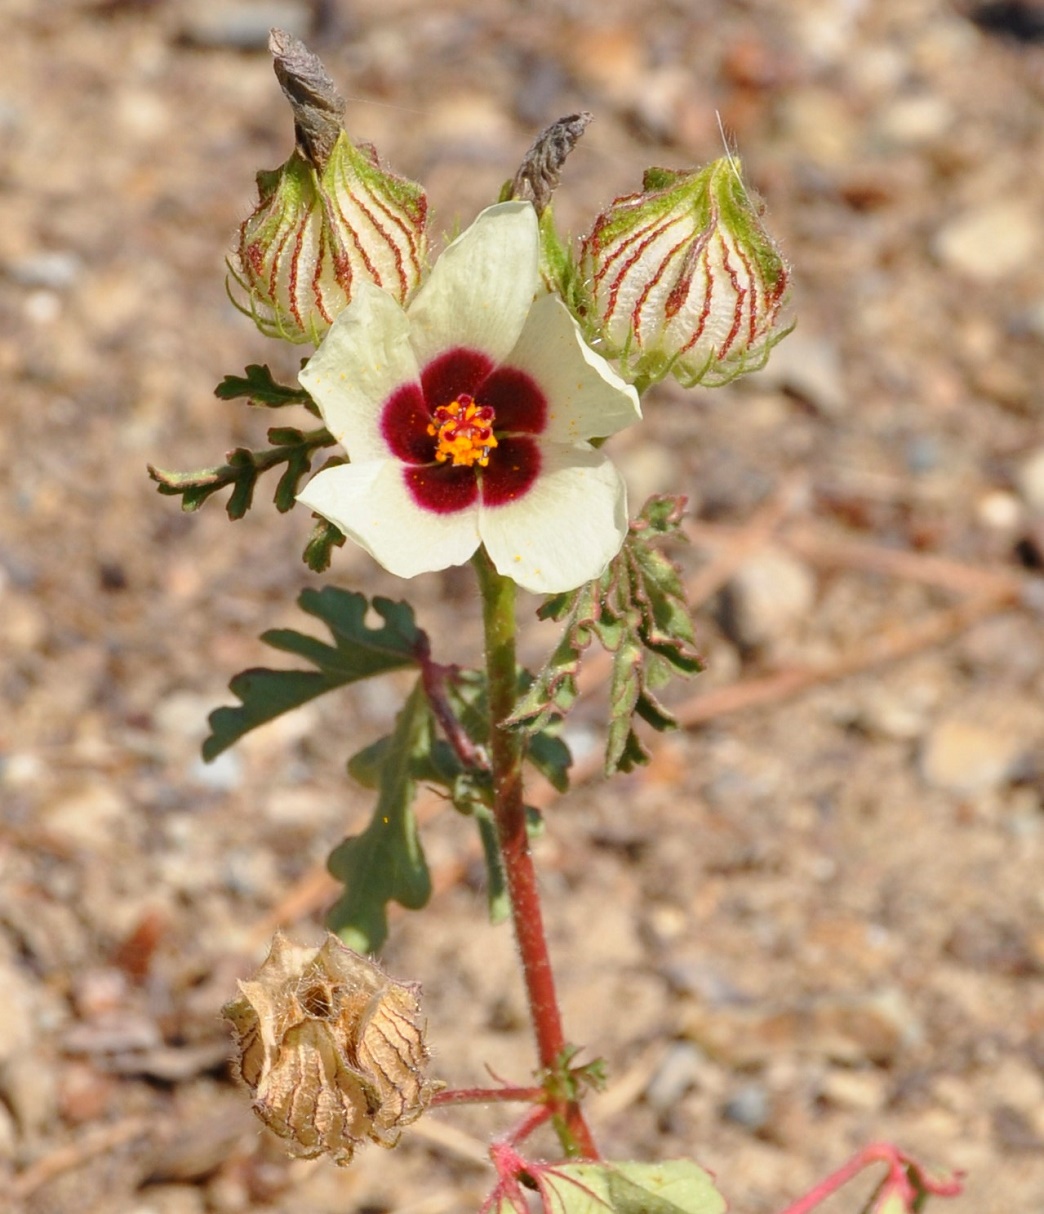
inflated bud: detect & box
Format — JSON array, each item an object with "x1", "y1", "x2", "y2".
[
  {"x1": 229, "y1": 31, "x2": 427, "y2": 344},
  {"x1": 223, "y1": 933, "x2": 440, "y2": 1165},
  {"x1": 580, "y1": 159, "x2": 790, "y2": 388}
]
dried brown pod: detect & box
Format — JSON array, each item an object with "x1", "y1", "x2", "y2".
[{"x1": 223, "y1": 932, "x2": 439, "y2": 1165}]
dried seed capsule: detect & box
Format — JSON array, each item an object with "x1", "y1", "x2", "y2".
[{"x1": 223, "y1": 933, "x2": 439, "y2": 1165}]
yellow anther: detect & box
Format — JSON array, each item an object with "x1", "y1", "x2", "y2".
[{"x1": 427, "y1": 394, "x2": 498, "y2": 468}]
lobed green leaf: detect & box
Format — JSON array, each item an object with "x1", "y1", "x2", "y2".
[
  {"x1": 203, "y1": 589, "x2": 422, "y2": 760},
  {"x1": 327, "y1": 684, "x2": 433, "y2": 952},
  {"x1": 215, "y1": 363, "x2": 317, "y2": 411}
]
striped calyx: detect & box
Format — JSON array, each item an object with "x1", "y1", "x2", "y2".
[
  {"x1": 230, "y1": 133, "x2": 428, "y2": 345},
  {"x1": 580, "y1": 159, "x2": 790, "y2": 388}
]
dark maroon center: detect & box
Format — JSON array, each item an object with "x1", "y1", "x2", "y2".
[{"x1": 380, "y1": 347, "x2": 547, "y2": 515}]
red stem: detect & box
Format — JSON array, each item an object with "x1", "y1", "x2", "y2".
[
  {"x1": 776, "y1": 1143, "x2": 963, "y2": 1214},
  {"x1": 476, "y1": 552, "x2": 599, "y2": 1160},
  {"x1": 433, "y1": 1085, "x2": 545, "y2": 1107}
]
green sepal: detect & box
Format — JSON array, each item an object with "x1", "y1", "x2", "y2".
[
  {"x1": 203, "y1": 589, "x2": 422, "y2": 761},
  {"x1": 215, "y1": 363, "x2": 318, "y2": 414},
  {"x1": 327, "y1": 683, "x2": 433, "y2": 952},
  {"x1": 508, "y1": 496, "x2": 703, "y2": 775}
]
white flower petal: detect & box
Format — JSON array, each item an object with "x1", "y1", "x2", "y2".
[
  {"x1": 299, "y1": 282, "x2": 420, "y2": 459},
  {"x1": 406, "y1": 203, "x2": 540, "y2": 369},
  {"x1": 504, "y1": 294, "x2": 641, "y2": 443},
  {"x1": 478, "y1": 444, "x2": 628, "y2": 593},
  {"x1": 298, "y1": 463, "x2": 481, "y2": 578}
]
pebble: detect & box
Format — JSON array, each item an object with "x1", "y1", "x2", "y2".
[
  {"x1": 718, "y1": 548, "x2": 817, "y2": 649},
  {"x1": 644, "y1": 1041, "x2": 708, "y2": 1114},
  {"x1": 680, "y1": 987, "x2": 920, "y2": 1067},
  {"x1": 976, "y1": 489, "x2": 1022, "y2": 531},
  {"x1": 722, "y1": 1081, "x2": 771, "y2": 1132},
  {"x1": 1014, "y1": 446, "x2": 1044, "y2": 514},
  {"x1": 933, "y1": 199, "x2": 1041, "y2": 282},
  {"x1": 124, "y1": 1186, "x2": 208, "y2": 1214},
  {"x1": 875, "y1": 94, "x2": 954, "y2": 146},
  {"x1": 748, "y1": 330, "x2": 846, "y2": 416},
  {"x1": 920, "y1": 710, "x2": 1037, "y2": 796},
  {"x1": 177, "y1": 1, "x2": 312, "y2": 50},
  {"x1": 852, "y1": 686, "x2": 932, "y2": 741},
  {"x1": 6, "y1": 250, "x2": 83, "y2": 291},
  {"x1": 43, "y1": 785, "x2": 129, "y2": 849},
  {"x1": 3, "y1": 1050, "x2": 58, "y2": 1137},
  {"x1": 818, "y1": 1067, "x2": 888, "y2": 1113}
]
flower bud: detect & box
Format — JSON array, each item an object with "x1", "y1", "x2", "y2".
[
  {"x1": 229, "y1": 31, "x2": 427, "y2": 344},
  {"x1": 580, "y1": 159, "x2": 790, "y2": 388},
  {"x1": 223, "y1": 933, "x2": 439, "y2": 1165}
]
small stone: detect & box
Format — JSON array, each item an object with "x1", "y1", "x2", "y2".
[
  {"x1": 876, "y1": 94, "x2": 954, "y2": 145},
  {"x1": 681, "y1": 988, "x2": 919, "y2": 1067},
  {"x1": 6, "y1": 250, "x2": 83, "y2": 291},
  {"x1": 43, "y1": 785, "x2": 129, "y2": 849},
  {"x1": 718, "y1": 548, "x2": 816, "y2": 649},
  {"x1": 722, "y1": 1081, "x2": 771, "y2": 1131},
  {"x1": 920, "y1": 717, "x2": 1032, "y2": 797},
  {"x1": 853, "y1": 688, "x2": 931, "y2": 741},
  {"x1": 992, "y1": 1104, "x2": 1044, "y2": 1154},
  {"x1": 0, "y1": 1052, "x2": 58, "y2": 1136},
  {"x1": 748, "y1": 330, "x2": 846, "y2": 416},
  {"x1": 933, "y1": 200, "x2": 1041, "y2": 282},
  {"x1": 819, "y1": 1067, "x2": 888, "y2": 1112},
  {"x1": 1014, "y1": 446, "x2": 1044, "y2": 514},
  {"x1": 178, "y1": 1, "x2": 312, "y2": 49},
  {"x1": 644, "y1": 1042, "x2": 707, "y2": 1114},
  {"x1": 976, "y1": 490, "x2": 1022, "y2": 531}
]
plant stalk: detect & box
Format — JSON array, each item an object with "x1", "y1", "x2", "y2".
[{"x1": 474, "y1": 549, "x2": 598, "y2": 1160}]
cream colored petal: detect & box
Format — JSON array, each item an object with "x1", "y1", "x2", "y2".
[
  {"x1": 299, "y1": 282, "x2": 421, "y2": 459},
  {"x1": 298, "y1": 462, "x2": 481, "y2": 579},
  {"x1": 405, "y1": 203, "x2": 540, "y2": 369},
  {"x1": 478, "y1": 444, "x2": 628, "y2": 593},
  {"x1": 504, "y1": 293, "x2": 641, "y2": 443}
]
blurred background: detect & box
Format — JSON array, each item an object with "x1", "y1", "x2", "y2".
[{"x1": 3, "y1": 0, "x2": 1044, "y2": 1211}]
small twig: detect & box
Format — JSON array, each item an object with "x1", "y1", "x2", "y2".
[
  {"x1": 12, "y1": 1117, "x2": 152, "y2": 1201},
  {"x1": 675, "y1": 588, "x2": 1009, "y2": 728},
  {"x1": 781, "y1": 520, "x2": 1029, "y2": 599},
  {"x1": 433, "y1": 1085, "x2": 545, "y2": 1107}
]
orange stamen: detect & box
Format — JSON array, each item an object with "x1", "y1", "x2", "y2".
[{"x1": 426, "y1": 394, "x2": 498, "y2": 468}]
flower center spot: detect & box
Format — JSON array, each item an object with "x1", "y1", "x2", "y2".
[{"x1": 427, "y1": 394, "x2": 498, "y2": 468}]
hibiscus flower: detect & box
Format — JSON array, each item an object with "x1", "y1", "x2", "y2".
[{"x1": 297, "y1": 201, "x2": 641, "y2": 593}]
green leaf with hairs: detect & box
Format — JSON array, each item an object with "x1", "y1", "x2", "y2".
[
  {"x1": 327, "y1": 684, "x2": 433, "y2": 952},
  {"x1": 203, "y1": 589, "x2": 421, "y2": 760}
]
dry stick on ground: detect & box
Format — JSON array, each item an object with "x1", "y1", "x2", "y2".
[{"x1": 12, "y1": 1116, "x2": 152, "y2": 1202}]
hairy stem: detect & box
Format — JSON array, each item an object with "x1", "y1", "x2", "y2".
[{"x1": 474, "y1": 548, "x2": 598, "y2": 1160}]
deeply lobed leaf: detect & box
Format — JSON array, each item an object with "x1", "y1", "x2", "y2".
[{"x1": 203, "y1": 589, "x2": 422, "y2": 760}]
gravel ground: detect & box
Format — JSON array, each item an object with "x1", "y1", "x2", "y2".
[{"x1": 3, "y1": 2, "x2": 1044, "y2": 1212}]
